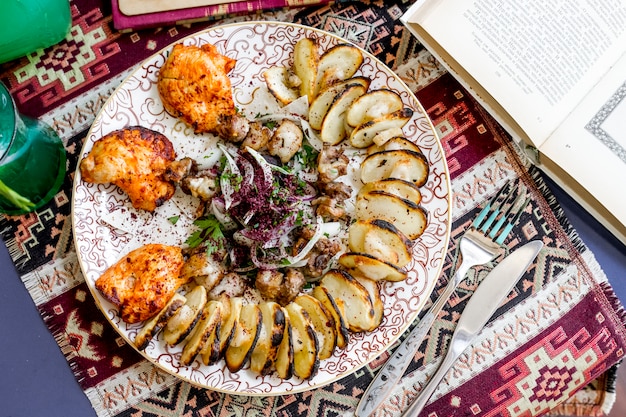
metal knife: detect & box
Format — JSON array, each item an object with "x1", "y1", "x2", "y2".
[{"x1": 355, "y1": 240, "x2": 543, "y2": 417}]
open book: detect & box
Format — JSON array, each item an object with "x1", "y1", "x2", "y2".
[{"x1": 401, "y1": 0, "x2": 626, "y2": 245}]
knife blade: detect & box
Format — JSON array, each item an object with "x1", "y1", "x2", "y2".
[{"x1": 355, "y1": 240, "x2": 543, "y2": 417}]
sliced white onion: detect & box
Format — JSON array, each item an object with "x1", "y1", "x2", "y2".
[
  {"x1": 255, "y1": 113, "x2": 303, "y2": 125},
  {"x1": 319, "y1": 221, "x2": 342, "y2": 237},
  {"x1": 245, "y1": 146, "x2": 276, "y2": 184},
  {"x1": 217, "y1": 143, "x2": 242, "y2": 210},
  {"x1": 300, "y1": 119, "x2": 323, "y2": 152},
  {"x1": 285, "y1": 216, "x2": 324, "y2": 265},
  {"x1": 246, "y1": 146, "x2": 291, "y2": 176},
  {"x1": 210, "y1": 199, "x2": 237, "y2": 231}
]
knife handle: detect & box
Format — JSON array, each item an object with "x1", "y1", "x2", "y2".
[
  {"x1": 355, "y1": 269, "x2": 466, "y2": 417},
  {"x1": 355, "y1": 309, "x2": 435, "y2": 417},
  {"x1": 400, "y1": 328, "x2": 471, "y2": 417}
]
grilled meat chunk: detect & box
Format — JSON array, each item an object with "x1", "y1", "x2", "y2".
[
  {"x1": 79, "y1": 126, "x2": 177, "y2": 212},
  {"x1": 95, "y1": 244, "x2": 186, "y2": 323},
  {"x1": 158, "y1": 43, "x2": 236, "y2": 134}
]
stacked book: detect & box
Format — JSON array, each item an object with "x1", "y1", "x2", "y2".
[{"x1": 111, "y1": 0, "x2": 335, "y2": 31}]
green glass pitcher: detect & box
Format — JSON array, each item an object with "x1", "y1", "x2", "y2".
[
  {"x1": 0, "y1": 0, "x2": 71, "y2": 64},
  {"x1": 0, "y1": 82, "x2": 66, "y2": 214}
]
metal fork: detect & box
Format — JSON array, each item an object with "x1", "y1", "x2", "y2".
[{"x1": 355, "y1": 181, "x2": 530, "y2": 417}]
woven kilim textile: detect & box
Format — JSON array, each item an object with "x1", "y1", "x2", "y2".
[{"x1": 1, "y1": 1, "x2": 624, "y2": 416}]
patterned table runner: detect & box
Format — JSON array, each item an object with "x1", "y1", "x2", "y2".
[{"x1": 1, "y1": 1, "x2": 624, "y2": 416}]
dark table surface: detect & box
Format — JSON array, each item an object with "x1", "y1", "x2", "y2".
[{"x1": 1, "y1": 177, "x2": 625, "y2": 417}]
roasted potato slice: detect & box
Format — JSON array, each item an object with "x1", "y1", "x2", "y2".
[
  {"x1": 274, "y1": 310, "x2": 294, "y2": 379},
  {"x1": 263, "y1": 66, "x2": 299, "y2": 105},
  {"x1": 309, "y1": 77, "x2": 371, "y2": 130},
  {"x1": 285, "y1": 302, "x2": 319, "y2": 380},
  {"x1": 370, "y1": 127, "x2": 406, "y2": 148},
  {"x1": 358, "y1": 178, "x2": 422, "y2": 205},
  {"x1": 349, "y1": 108, "x2": 413, "y2": 148},
  {"x1": 320, "y1": 83, "x2": 367, "y2": 145},
  {"x1": 360, "y1": 149, "x2": 429, "y2": 187},
  {"x1": 338, "y1": 252, "x2": 407, "y2": 282},
  {"x1": 320, "y1": 269, "x2": 376, "y2": 332},
  {"x1": 180, "y1": 300, "x2": 222, "y2": 366},
  {"x1": 348, "y1": 219, "x2": 413, "y2": 268},
  {"x1": 367, "y1": 136, "x2": 423, "y2": 155},
  {"x1": 200, "y1": 322, "x2": 222, "y2": 365},
  {"x1": 295, "y1": 294, "x2": 337, "y2": 360},
  {"x1": 313, "y1": 43, "x2": 364, "y2": 97},
  {"x1": 225, "y1": 302, "x2": 262, "y2": 373},
  {"x1": 346, "y1": 89, "x2": 404, "y2": 127},
  {"x1": 218, "y1": 295, "x2": 243, "y2": 357},
  {"x1": 356, "y1": 190, "x2": 428, "y2": 240},
  {"x1": 354, "y1": 276, "x2": 384, "y2": 330},
  {"x1": 250, "y1": 301, "x2": 286, "y2": 375},
  {"x1": 163, "y1": 285, "x2": 207, "y2": 346},
  {"x1": 311, "y1": 285, "x2": 349, "y2": 349},
  {"x1": 134, "y1": 293, "x2": 186, "y2": 351},
  {"x1": 293, "y1": 37, "x2": 318, "y2": 100}
]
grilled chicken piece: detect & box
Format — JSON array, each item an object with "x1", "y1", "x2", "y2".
[
  {"x1": 158, "y1": 43, "x2": 237, "y2": 134},
  {"x1": 79, "y1": 126, "x2": 177, "y2": 212},
  {"x1": 95, "y1": 244, "x2": 187, "y2": 323}
]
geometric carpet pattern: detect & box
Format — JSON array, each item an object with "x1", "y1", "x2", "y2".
[{"x1": 1, "y1": 1, "x2": 624, "y2": 416}]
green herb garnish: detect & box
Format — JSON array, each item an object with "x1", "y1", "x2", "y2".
[
  {"x1": 0, "y1": 180, "x2": 35, "y2": 212},
  {"x1": 185, "y1": 215, "x2": 226, "y2": 255}
]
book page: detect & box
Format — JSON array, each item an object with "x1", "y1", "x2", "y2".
[
  {"x1": 540, "y1": 51, "x2": 626, "y2": 231},
  {"x1": 416, "y1": 0, "x2": 626, "y2": 145}
]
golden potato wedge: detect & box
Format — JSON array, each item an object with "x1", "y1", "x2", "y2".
[
  {"x1": 274, "y1": 310, "x2": 294, "y2": 379},
  {"x1": 263, "y1": 66, "x2": 300, "y2": 105},
  {"x1": 250, "y1": 301, "x2": 286, "y2": 375},
  {"x1": 338, "y1": 252, "x2": 407, "y2": 282},
  {"x1": 295, "y1": 293, "x2": 337, "y2": 360},
  {"x1": 370, "y1": 127, "x2": 406, "y2": 148},
  {"x1": 311, "y1": 285, "x2": 349, "y2": 349},
  {"x1": 320, "y1": 269, "x2": 376, "y2": 332},
  {"x1": 346, "y1": 89, "x2": 404, "y2": 127},
  {"x1": 367, "y1": 136, "x2": 423, "y2": 155},
  {"x1": 200, "y1": 318, "x2": 222, "y2": 366},
  {"x1": 308, "y1": 77, "x2": 371, "y2": 130},
  {"x1": 320, "y1": 83, "x2": 367, "y2": 145},
  {"x1": 134, "y1": 293, "x2": 186, "y2": 351},
  {"x1": 293, "y1": 37, "x2": 318, "y2": 100},
  {"x1": 358, "y1": 178, "x2": 422, "y2": 205},
  {"x1": 356, "y1": 190, "x2": 428, "y2": 240},
  {"x1": 313, "y1": 43, "x2": 364, "y2": 97},
  {"x1": 353, "y1": 276, "x2": 384, "y2": 330},
  {"x1": 180, "y1": 300, "x2": 222, "y2": 366},
  {"x1": 285, "y1": 302, "x2": 320, "y2": 380},
  {"x1": 225, "y1": 302, "x2": 262, "y2": 373},
  {"x1": 349, "y1": 108, "x2": 414, "y2": 148},
  {"x1": 348, "y1": 219, "x2": 413, "y2": 268},
  {"x1": 163, "y1": 285, "x2": 207, "y2": 346},
  {"x1": 360, "y1": 149, "x2": 429, "y2": 187},
  {"x1": 218, "y1": 295, "x2": 243, "y2": 357}
]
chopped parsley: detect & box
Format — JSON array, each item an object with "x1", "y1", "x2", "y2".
[
  {"x1": 296, "y1": 143, "x2": 318, "y2": 170},
  {"x1": 185, "y1": 215, "x2": 226, "y2": 255}
]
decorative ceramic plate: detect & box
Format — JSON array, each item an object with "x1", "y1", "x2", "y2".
[{"x1": 72, "y1": 22, "x2": 451, "y2": 395}]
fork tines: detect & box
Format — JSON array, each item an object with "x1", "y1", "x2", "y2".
[{"x1": 472, "y1": 181, "x2": 530, "y2": 244}]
